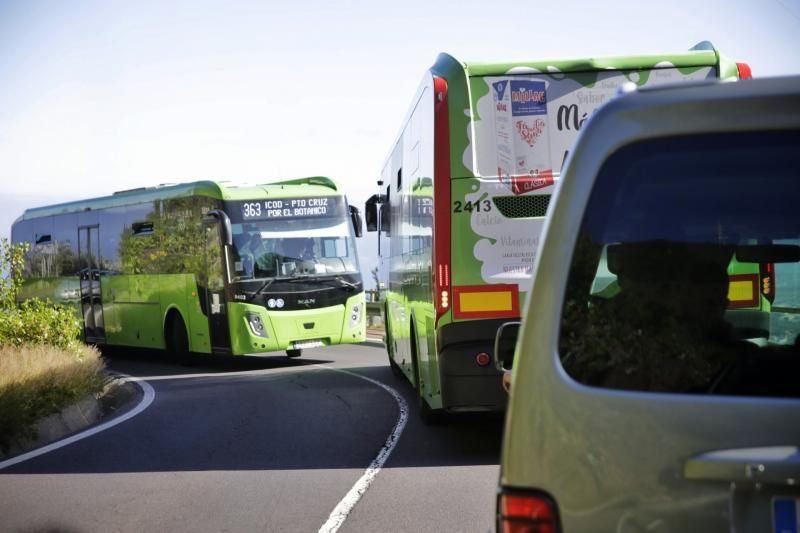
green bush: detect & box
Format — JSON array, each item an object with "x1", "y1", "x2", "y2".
[
  {"x1": 0, "y1": 238, "x2": 105, "y2": 453},
  {"x1": 0, "y1": 299, "x2": 83, "y2": 353},
  {"x1": 0, "y1": 238, "x2": 83, "y2": 352}
]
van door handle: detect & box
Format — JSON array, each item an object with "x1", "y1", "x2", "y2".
[{"x1": 684, "y1": 446, "x2": 800, "y2": 485}]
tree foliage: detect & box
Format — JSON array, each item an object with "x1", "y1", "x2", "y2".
[{"x1": 0, "y1": 238, "x2": 83, "y2": 353}]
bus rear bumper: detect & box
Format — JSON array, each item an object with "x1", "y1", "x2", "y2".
[{"x1": 437, "y1": 318, "x2": 514, "y2": 412}]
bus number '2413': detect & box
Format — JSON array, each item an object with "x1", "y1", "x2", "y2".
[{"x1": 453, "y1": 200, "x2": 492, "y2": 213}]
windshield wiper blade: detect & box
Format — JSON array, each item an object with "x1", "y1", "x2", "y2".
[
  {"x1": 252, "y1": 278, "x2": 276, "y2": 297},
  {"x1": 251, "y1": 276, "x2": 293, "y2": 296},
  {"x1": 333, "y1": 276, "x2": 358, "y2": 290}
]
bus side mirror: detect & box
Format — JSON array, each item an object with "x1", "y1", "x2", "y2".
[
  {"x1": 365, "y1": 195, "x2": 379, "y2": 232},
  {"x1": 379, "y1": 203, "x2": 390, "y2": 233},
  {"x1": 202, "y1": 209, "x2": 233, "y2": 246},
  {"x1": 349, "y1": 205, "x2": 363, "y2": 238},
  {"x1": 494, "y1": 321, "x2": 521, "y2": 372}
]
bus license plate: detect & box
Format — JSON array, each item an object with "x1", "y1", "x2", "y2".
[
  {"x1": 294, "y1": 340, "x2": 324, "y2": 350},
  {"x1": 774, "y1": 497, "x2": 800, "y2": 533}
]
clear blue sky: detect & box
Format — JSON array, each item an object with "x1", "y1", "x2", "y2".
[{"x1": 1, "y1": 0, "x2": 798, "y2": 280}]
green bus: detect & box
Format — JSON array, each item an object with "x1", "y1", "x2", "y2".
[
  {"x1": 365, "y1": 42, "x2": 752, "y2": 420},
  {"x1": 12, "y1": 176, "x2": 366, "y2": 360}
]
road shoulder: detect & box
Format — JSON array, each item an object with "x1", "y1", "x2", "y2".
[{"x1": 0, "y1": 374, "x2": 142, "y2": 461}]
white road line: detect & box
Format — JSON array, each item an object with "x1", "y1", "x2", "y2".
[
  {"x1": 0, "y1": 374, "x2": 156, "y2": 471},
  {"x1": 317, "y1": 366, "x2": 409, "y2": 533}
]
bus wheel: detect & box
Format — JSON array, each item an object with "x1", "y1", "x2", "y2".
[
  {"x1": 168, "y1": 313, "x2": 192, "y2": 366},
  {"x1": 388, "y1": 356, "x2": 403, "y2": 378},
  {"x1": 286, "y1": 349, "x2": 302, "y2": 358}
]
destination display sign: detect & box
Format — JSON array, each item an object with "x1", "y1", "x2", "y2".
[{"x1": 228, "y1": 196, "x2": 345, "y2": 222}]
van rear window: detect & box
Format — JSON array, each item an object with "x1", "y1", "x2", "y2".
[{"x1": 559, "y1": 131, "x2": 800, "y2": 397}]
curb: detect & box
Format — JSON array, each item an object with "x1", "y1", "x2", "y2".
[{"x1": 1, "y1": 374, "x2": 142, "y2": 461}]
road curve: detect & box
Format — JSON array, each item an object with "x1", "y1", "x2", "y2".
[{"x1": 0, "y1": 343, "x2": 502, "y2": 533}]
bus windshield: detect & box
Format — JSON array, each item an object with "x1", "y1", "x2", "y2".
[{"x1": 230, "y1": 217, "x2": 359, "y2": 281}]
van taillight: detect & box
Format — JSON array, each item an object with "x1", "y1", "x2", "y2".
[
  {"x1": 497, "y1": 490, "x2": 559, "y2": 533},
  {"x1": 737, "y1": 62, "x2": 753, "y2": 79}
]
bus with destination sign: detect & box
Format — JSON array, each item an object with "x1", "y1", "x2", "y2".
[
  {"x1": 365, "y1": 42, "x2": 752, "y2": 421},
  {"x1": 11, "y1": 176, "x2": 366, "y2": 361}
]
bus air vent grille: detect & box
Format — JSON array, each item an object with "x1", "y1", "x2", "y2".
[{"x1": 493, "y1": 195, "x2": 551, "y2": 218}]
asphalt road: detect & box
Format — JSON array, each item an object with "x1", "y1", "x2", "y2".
[{"x1": 0, "y1": 342, "x2": 504, "y2": 533}]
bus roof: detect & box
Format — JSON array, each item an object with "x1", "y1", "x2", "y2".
[
  {"x1": 15, "y1": 176, "x2": 341, "y2": 221},
  {"x1": 447, "y1": 41, "x2": 725, "y2": 78}
]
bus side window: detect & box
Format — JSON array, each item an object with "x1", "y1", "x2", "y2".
[{"x1": 204, "y1": 223, "x2": 225, "y2": 291}]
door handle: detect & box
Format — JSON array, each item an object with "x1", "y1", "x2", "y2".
[{"x1": 684, "y1": 446, "x2": 800, "y2": 485}]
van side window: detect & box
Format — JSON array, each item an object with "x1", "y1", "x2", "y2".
[{"x1": 559, "y1": 131, "x2": 800, "y2": 398}]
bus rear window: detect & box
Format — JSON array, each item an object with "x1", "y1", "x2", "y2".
[{"x1": 559, "y1": 131, "x2": 800, "y2": 398}]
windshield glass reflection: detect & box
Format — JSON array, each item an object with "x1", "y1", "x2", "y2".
[{"x1": 230, "y1": 218, "x2": 359, "y2": 281}]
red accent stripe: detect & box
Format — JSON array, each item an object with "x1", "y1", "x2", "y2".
[
  {"x1": 433, "y1": 75, "x2": 451, "y2": 324},
  {"x1": 452, "y1": 284, "x2": 520, "y2": 320}
]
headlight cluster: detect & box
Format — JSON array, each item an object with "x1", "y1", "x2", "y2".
[
  {"x1": 246, "y1": 312, "x2": 268, "y2": 337},
  {"x1": 349, "y1": 303, "x2": 362, "y2": 328}
]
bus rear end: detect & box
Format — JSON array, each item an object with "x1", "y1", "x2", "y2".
[{"x1": 444, "y1": 48, "x2": 742, "y2": 405}]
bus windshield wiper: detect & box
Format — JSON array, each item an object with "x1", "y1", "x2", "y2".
[
  {"x1": 250, "y1": 278, "x2": 276, "y2": 298},
  {"x1": 332, "y1": 276, "x2": 357, "y2": 290},
  {"x1": 251, "y1": 276, "x2": 292, "y2": 297},
  {"x1": 311, "y1": 275, "x2": 358, "y2": 291}
]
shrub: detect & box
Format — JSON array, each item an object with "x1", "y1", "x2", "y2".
[
  {"x1": 0, "y1": 238, "x2": 105, "y2": 453},
  {"x1": 0, "y1": 238, "x2": 83, "y2": 351},
  {"x1": 0, "y1": 299, "x2": 83, "y2": 353}
]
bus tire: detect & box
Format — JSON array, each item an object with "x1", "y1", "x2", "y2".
[
  {"x1": 167, "y1": 312, "x2": 192, "y2": 366},
  {"x1": 286, "y1": 349, "x2": 302, "y2": 358},
  {"x1": 388, "y1": 355, "x2": 403, "y2": 378}
]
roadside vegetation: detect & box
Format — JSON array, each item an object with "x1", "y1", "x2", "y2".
[{"x1": 0, "y1": 239, "x2": 105, "y2": 453}]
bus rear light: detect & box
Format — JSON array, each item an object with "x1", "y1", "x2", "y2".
[
  {"x1": 737, "y1": 62, "x2": 753, "y2": 79},
  {"x1": 433, "y1": 75, "x2": 451, "y2": 325},
  {"x1": 475, "y1": 352, "x2": 491, "y2": 367},
  {"x1": 760, "y1": 262, "x2": 775, "y2": 303},
  {"x1": 497, "y1": 491, "x2": 559, "y2": 533}
]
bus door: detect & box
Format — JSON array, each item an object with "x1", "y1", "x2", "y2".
[
  {"x1": 78, "y1": 225, "x2": 105, "y2": 343},
  {"x1": 203, "y1": 216, "x2": 232, "y2": 354}
]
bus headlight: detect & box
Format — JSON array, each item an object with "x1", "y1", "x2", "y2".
[
  {"x1": 349, "y1": 304, "x2": 362, "y2": 328},
  {"x1": 246, "y1": 312, "x2": 268, "y2": 337}
]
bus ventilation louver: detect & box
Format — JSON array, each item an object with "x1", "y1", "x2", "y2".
[{"x1": 493, "y1": 195, "x2": 551, "y2": 218}]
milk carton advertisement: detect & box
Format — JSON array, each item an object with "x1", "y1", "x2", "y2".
[{"x1": 492, "y1": 79, "x2": 553, "y2": 195}]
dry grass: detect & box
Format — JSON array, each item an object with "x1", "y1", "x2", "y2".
[
  {"x1": 0, "y1": 344, "x2": 103, "y2": 388},
  {"x1": 0, "y1": 344, "x2": 105, "y2": 453}
]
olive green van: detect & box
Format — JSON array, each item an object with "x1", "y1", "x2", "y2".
[{"x1": 497, "y1": 76, "x2": 800, "y2": 532}]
